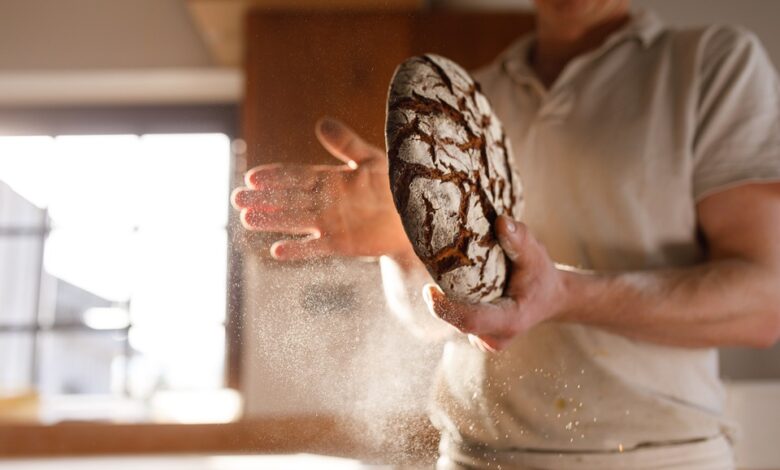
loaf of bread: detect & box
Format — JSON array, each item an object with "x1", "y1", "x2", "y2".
[{"x1": 386, "y1": 54, "x2": 521, "y2": 303}]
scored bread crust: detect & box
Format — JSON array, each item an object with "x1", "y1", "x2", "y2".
[{"x1": 385, "y1": 54, "x2": 521, "y2": 303}]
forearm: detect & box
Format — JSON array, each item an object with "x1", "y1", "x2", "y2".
[{"x1": 559, "y1": 258, "x2": 780, "y2": 348}]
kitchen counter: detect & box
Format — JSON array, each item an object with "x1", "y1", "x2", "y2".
[{"x1": 0, "y1": 454, "x2": 425, "y2": 470}]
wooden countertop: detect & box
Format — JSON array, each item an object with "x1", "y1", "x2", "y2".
[{"x1": 0, "y1": 414, "x2": 439, "y2": 465}]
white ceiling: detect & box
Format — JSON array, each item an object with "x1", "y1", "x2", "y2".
[
  {"x1": 0, "y1": 0, "x2": 212, "y2": 71},
  {"x1": 0, "y1": 0, "x2": 237, "y2": 106}
]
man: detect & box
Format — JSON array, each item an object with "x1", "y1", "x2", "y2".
[{"x1": 232, "y1": 0, "x2": 780, "y2": 467}]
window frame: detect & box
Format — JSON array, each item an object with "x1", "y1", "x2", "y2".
[
  {"x1": 0, "y1": 103, "x2": 246, "y2": 402},
  {"x1": 0, "y1": 103, "x2": 435, "y2": 464}
]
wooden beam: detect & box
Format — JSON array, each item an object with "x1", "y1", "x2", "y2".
[{"x1": 0, "y1": 69, "x2": 242, "y2": 107}]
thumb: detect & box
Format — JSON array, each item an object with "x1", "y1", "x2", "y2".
[
  {"x1": 315, "y1": 116, "x2": 384, "y2": 169},
  {"x1": 496, "y1": 215, "x2": 533, "y2": 268}
]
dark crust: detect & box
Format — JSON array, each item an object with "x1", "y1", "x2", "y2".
[{"x1": 386, "y1": 54, "x2": 516, "y2": 301}]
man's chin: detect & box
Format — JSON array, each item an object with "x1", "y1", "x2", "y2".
[{"x1": 536, "y1": 0, "x2": 625, "y2": 24}]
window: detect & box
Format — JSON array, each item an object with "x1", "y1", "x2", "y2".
[{"x1": 0, "y1": 132, "x2": 240, "y2": 424}]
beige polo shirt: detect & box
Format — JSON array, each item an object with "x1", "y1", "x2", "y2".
[{"x1": 429, "y1": 8, "x2": 780, "y2": 464}]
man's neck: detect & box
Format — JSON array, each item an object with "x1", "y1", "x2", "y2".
[{"x1": 531, "y1": 11, "x2": 631, "y2": 88}]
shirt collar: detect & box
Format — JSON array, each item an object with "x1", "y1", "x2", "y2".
[
  {"x1": 624, "y1": 8, "x2": 665, "y2": 47},
  {"x1": 501, "y1": 8, "x2": 665, "y2": 83}
]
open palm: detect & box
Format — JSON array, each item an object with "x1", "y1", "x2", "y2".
[{"x1": 231, "y1": 117, "x2": 412, "y2": 260}]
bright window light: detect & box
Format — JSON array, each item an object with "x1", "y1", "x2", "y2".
[{"x1": 0, "y1": 133, "x2": 232, "y2": 422}]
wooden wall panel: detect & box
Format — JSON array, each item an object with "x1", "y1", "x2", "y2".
[
  {"x1": 411, "y1": 13, "x2": 535, "y2": 69},
  {"x1": 244, "y1": 12, "x2": 408, "y2": 165},
  {"x1": 243, "y1": 11, "x2": 534, "y2": 167}
]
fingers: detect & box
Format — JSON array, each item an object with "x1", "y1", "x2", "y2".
[
  {"x1": 231, "y1": 187, "x2": 313, "y2": 212},
  {"x1": 477, "y1": 334, "x2": 514, "y2": 352},
  {"x1": 467, "y1": 334, "x2": 491, "y2": 353},
  {"x1": 468, "y1": 334, "x2": 512, "y2": 353},
  {"x1": 234, "y1": 165, "x2": 345, "y2": 233},
  {"x1": 315, "y1": 116, "x2": 384, "y2": 168},
  {"x1": 270, "y1": 237, "x2": 332, "y2": 261},
  {"x1": 244, "y1": 163, "x2": 347, "y2": 190},
  {"x1": 496, "y1": 215, "x2": 533, "y2": 268},
  {"x1": 422, "y1": 284, "x2": 519, "y2": 337},
  {"x1": 235, "y1": 181, "x2": 321, "y2": 233},
  {"x1": 240, "y1": 208, "x2": 318, "y2": 235},
  {"x1": 422, "y1": 284, "x2": 470, "y2": 331}
]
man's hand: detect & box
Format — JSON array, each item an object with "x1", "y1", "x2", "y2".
[
  {"x1": 423, "y1": 215, "x2": 570, "y2": 352},
  {"x1": 424, "y1": 183, "x2": 780, "y2": 352},
  {"x1": 231, "y1": 117, "x2": 412, "y2": 260}
]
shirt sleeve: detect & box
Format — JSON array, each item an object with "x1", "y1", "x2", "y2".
[{"x1": 692, "y1": 26, "x2": 780, "y2": 201}]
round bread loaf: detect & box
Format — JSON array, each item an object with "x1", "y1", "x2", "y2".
[{"x1": 385, "y1": 54, "x2": 521, "y2": 303}]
